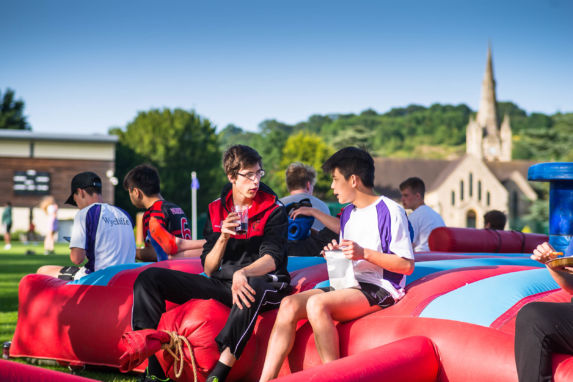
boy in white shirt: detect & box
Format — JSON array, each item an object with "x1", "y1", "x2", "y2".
[
  {"x1": 37, "y1": 172, "x2": 136, "y2": 280},
  {"x1": 259, "y1": 147, "x2": 414, "y2": 381}
]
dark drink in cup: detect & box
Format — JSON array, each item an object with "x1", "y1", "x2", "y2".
[
  {"x1": 236, "y1": 222, "x2": 248, "y2": 235},
  {"x1": 234, "y1": 206, "x2": 248, "y2": 235}
]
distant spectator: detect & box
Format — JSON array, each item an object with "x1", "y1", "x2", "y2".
[
  {"x1": 37, "y1": 172, "x2": 136, "y2": 281},
  {"x1": 400, "y1": 177, "x2": 445, "y2": 252},
  {"x1": 484, "y1": 210, "x2": 506, "y2": 230},
  {"x1": 40, "y1": 196, "x2": 58, "y2": 255},
  {"x1": 2, "y1": 201, "x2": 12, "y2": 250},
  {"x1": 123, "y1": 164, "x2": 204, "y2": 261},
  {"x1": 280, "y1": 162, "x2": 339, "y2": 256}
]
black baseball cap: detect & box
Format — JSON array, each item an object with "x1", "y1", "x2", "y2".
[{"x1": 65, "y1": 172, "x2": 103, "y2": 206}]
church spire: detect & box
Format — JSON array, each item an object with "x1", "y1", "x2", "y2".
[{"x1": 476, "y1": 44, "x2": 498, "y2": 136}]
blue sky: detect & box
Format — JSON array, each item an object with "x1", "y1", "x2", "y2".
[{"x1": 1, "y1": 0, "x2": 572, "y2": 134}]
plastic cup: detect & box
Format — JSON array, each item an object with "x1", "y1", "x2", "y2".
[{"x1": 234, "y1": 206, "x2": 248, "y2": 234}]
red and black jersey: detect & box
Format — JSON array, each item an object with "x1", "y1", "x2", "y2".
[
  {"x1": 143, "y1": 200, "x2": 191, "y2": 246},
  {"x1": 201, "y1": 182, "x2": 290, "y2": 282}
]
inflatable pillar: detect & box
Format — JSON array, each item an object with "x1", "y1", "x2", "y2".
[{"x1": 528, "y1": 162, "x2": 573, "y2": 252}]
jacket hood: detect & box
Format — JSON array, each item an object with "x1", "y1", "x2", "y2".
[{"x1": 219, "y1": 182, "x2": 279, "y2": 218}]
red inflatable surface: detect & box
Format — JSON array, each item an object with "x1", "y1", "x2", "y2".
[
  {"x1": 0, "y1": 359, "x2": 96, "y2": 382},
  {"x1": 428, "y1": 227, "x2": 548, "y2": 253},
  {"x1": 10, "y1": 247, "x2": 573, "y2": 381}
]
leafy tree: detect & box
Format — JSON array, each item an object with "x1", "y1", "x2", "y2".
[
  {"x1": 279, "y1": 132, "x2": 335, "y2": 199},
  {"x1": 111, "y1": 108, "x2": 223, "y2": 217},
  {"x1": 0, "y1": 88, "x2": 30, "y2": 130},
  {"x1": 248, "y1": 119, "x2": 294, "y2": 192},
  {"x1": 218, "y1": 124, "x2": 258, "y2": 151}
]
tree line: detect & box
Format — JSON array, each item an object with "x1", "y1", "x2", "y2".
[{"x1": 2, "y1": 87, "x2": 572, "y2": 220}]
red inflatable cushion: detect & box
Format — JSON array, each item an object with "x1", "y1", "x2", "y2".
[
  {"x1": 272, "y1": 336, "x2": 439, "y2": 382},
  {"x1": 428, "y1": 227, "x2": 547, "y2": 253}
]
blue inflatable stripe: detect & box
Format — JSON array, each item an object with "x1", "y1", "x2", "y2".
[
  {"x1": 407, "y1": 257, "x2": 543, "y2": 284},
  {"x1": 314, "y1": 256, "x2": 542, "y2": 290},
  {"x1": 287, "y1": 256, "x2": 325, "y2": 272},
  {"x1": 419, "y1": 268, "x2": 559, "y2": 327},
  {"x1": 67, "y1": 263, "x2": 149, "y2": 286}
]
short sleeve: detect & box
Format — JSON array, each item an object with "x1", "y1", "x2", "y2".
[
  {"x1": 69, "y1": 209, "x2": 87, "y2": 250},
  {"x1": 389, "y1": 209, "x2": 414, "y2": 260}
]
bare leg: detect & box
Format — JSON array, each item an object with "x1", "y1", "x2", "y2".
[
  {"x1": 306, "y1": 288, "x2": 380, "y2": 363},
  {"x1": 259, "y1": 289, "x2": 324, "y2": 382},
  {"x1": 37, "y1": 265, "x2": 64, "y2": 278},
  {"x1": 44, "y1": 231, "x2": 55, "y2": 253},
  {"x1": 219, "y1": 347, "x2": 236, "y2": 366}
]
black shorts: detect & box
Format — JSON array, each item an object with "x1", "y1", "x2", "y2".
[
  {"x1": 5, "y1": 223, "x2": 12, "y2": 233},
  {"x1": 319, "y1": 282, "x2": 396, "y2": 308},
  {"x1": 58, "y1": 266, "x2": 81, "y2": 281}
]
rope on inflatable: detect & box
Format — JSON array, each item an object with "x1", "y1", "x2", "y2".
[{"x1": 161, "y1": 330, "x2": 198, "y2": 381}]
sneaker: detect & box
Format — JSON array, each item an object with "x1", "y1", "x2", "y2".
[
  {"x1": 138, "y1": 369, "x2": 173, "y2": 382},
  {"x1": 149, "y1": 217, "x2": 178, "y2": 255},
  {"x1": 3, "y1": 244, "x2": 11, "y2": 250}
]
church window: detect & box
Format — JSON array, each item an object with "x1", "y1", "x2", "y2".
[
  {"x1": 451, "y1": 191, "x2": 455, "y2": 206},
  {"x1": 487, "y1": 191, "x2": 491, "y2": 206},
  {"x1": 460, "y1": 180, "x2": 464, "y2": 201},
  {"x1": 478, "y1": 181, "x2": 482, "y2": 201},
  {"x1": 466, "y1": 210, "x2": 477, "y2": 228},
  {"x1": 469, "y1": 173, "x2": 473, "y2": 197}
]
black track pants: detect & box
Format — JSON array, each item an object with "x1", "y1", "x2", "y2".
[
  {"x1": 132, "y1": 267, "x2": 289, "y2": 358},
  {"x1": 515, "y1": 301, "x2": 573, "y2": 382}
]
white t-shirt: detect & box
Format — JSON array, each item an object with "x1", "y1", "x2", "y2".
[
  {"x1": 408, "y1": 205, "x2": 445, "y2": 252},
  {"x1": 69, "y1": 203, "x2": 136, "y2": 273},
  {"x1": 341, "y1": 196, "x2": 414, "y2": 300},
  {"x1": 280, "y1": 193, "x2": 331, "y2": 230}
]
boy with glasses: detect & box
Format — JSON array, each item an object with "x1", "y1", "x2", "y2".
[{"x1": 131, "y1": 145, "x2": 290, "y2": 382}]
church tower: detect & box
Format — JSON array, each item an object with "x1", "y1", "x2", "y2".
[{"x1": 466, "y1": 45, "x2": 512, "y2": 162}]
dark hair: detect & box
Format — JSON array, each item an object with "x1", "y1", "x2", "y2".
[
  {"x1": 223, "y1": 145, "x2": 262, "y2": 179},
  {"x1": 322, "y1": 147, "x2": 374, "y2": 188},
  {"x1": 81, "y1": 187, "x2": 101, "y2": 197},
  {"x1": 285, "y1": 162, "x2": 317, "y2": 192},
  {"x1": 122, "y1": 164, "x2": 161, "y2": 196},
  {"x1": 399, "y1": 177, "x2": 426, "y2": 198},
  {"x1": 484, "y1": 210, "x2": 506, "y2": 230}
]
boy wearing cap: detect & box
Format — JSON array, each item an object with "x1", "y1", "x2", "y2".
[{"x1": 36, "y1": 172, "x2": 136, "y2": 281}]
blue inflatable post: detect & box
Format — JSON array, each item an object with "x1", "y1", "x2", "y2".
[{"x1": 528, "y1": 162, "x2": 573, "y2": 253}]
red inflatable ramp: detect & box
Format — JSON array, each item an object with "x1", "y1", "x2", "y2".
[
  {"x1": 0, "y1": 359, "x2": 97, "y2": 382},
  {"x1": 272, "y1": 336, "x2": 438, "y2": 382},
  {"x1": 428, "y1": 227, "x2": 547, "y2": 253}
]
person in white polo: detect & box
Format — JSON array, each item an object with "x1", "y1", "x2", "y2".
[{"x1": 37, "y1": 171, "x2": 136, "y2": 280}]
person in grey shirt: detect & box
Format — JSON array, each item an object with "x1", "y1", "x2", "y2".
[
  {"x1": 280, "y1": 162, "x2": 333, "y2": 231},
  {"x1": 280, "y1": 163, "x2": 339, "y2": 257}
]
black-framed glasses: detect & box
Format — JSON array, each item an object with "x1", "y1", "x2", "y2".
[{"x1": 237, "y1": 170, "x2": 265, "y2": 181}]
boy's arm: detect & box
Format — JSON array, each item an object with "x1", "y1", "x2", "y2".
[
  {"x1": 136, "y1": 246, "x2": 157, "y2": 262},
  {"x1": 70, "y1": 247, "x2": 86, "y2": 265},
  {"x1": 291, "y1": 207, "x2": 340, "y2": 234}
]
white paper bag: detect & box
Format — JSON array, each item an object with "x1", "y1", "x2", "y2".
[{"x1": 325, "y1": 249, "x2": 359, "y2": 290}]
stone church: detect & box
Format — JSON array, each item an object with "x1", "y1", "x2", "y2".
[{"x1": 374, "y1": 46, "x2": 537, "y2": 229}]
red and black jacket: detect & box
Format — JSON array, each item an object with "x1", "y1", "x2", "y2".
[
  {"x1": 143, "y1": 200, "x2": 191, "y2": 246},
  {"x1": 200, "y1": 182, "x2": 289, "y2": 282}
]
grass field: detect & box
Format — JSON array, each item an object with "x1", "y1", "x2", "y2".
[{"x1": 0, "y1": 242, "x2": 138, "y2": 381}]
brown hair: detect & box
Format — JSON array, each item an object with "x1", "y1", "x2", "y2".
[
  {"x1": 399, "y1": 177, "x2": 426, "y2": 198},
  {"x1": 285, "y1": 162, "x2": 317, "y2": 192},
  {"x1": 223, "y1": 145, "x2": 262, "y2": 179}
]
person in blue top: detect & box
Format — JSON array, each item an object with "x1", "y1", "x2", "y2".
[
  {"x1": 36, "y1": 172, "x2": 136, "y2": 281},
  {"x1": 259, "y1": 147, "x2": 415, "y2": 382}
]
